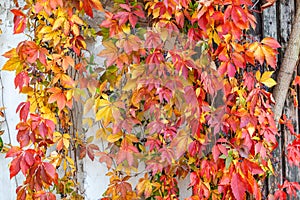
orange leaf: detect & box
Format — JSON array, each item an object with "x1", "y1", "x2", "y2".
[
  {"x1": 48, "y1": 87, "x2": 67, "y2": 111},
  {"x1": 62, "y1": 56, "x2": 75, "y2": 71},
  {"x1": 253, "y1": 46, "x2": 264, "y2": 66},
  {"x1": 261, "y1": 45, "x2": 277, "y2": 68},
  {"x1": 261, "y1": 37, "x2": 281, "y2": 49}
]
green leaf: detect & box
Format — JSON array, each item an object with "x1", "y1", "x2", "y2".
[
  {"x1": 225, "y1": 156, "x2": 232, "y2": 169},
  {"x1": 0, "y1": 137, "x2": 3, "y2": 152}
]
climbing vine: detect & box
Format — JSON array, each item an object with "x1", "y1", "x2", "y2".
[{"x1": 2, "y1": 0, "x2": 300, "y2": 199}]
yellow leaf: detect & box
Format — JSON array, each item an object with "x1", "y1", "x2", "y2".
[
  {"x1": 255, "y1": 70, "x2": 261, "y2": 81},
  {"x1": 66, "y1": 156, "x2": 75, "y2": 167},
  {"x1": 125, "y1": 134, "x2": 139, "y2": 143},
  {"x1": 63, "y1": 134, "x2": 71, "y2": 149},
  {"x1": 71, "y1": 14, "x2": 84, "y2": 25},
  {"x1": 247, "y1": 124, "x2": 255, "y2": 136},
  {"x1": 153, "y1": 8, "x2": 160, "y2": 18},
  {"x1": 95, "y1": 104, "x2": 113, "y2": 125},
  {"x1": 39, "y1": 26, "x2": 52, "y2": 34},
  {"x1": 52, "y1": 17, "x2": 65, "y2": 30},
  {"x1": 72, "y1": 24, "x2": 80, "y2": 36},
  {"x1": 2, "y1": 57, "x2": 23, "y2": 72},
  {"x1": 96, "y1": 128, "x2": 112, "y2": 139},
  {"x1": 40, "y1": 106, "x2": 57, "y2": 123},
  {"x1": 53, "y1": 131, "x2": 62, "y2": 141},
  {"x1": 268, "y1": 159, "x2": 274, "y2": 174},
  {"x1": 261, "y1": 78, "x2": 276, "y2": 88},
  {"x1": 260, "y1": 71, "x2": 276, "y2": 87},
  {"x1": 213, "y1": 31, "x2": 221, "y2": 45},
  {"x1": 260, "y1": 71, "x2": 274, "y2": 82},
  {"x1": 95, "y1": 98, "x2": 110, "y2": 108},
  {"x1": 121, "y1": 24, "x2": 131, "y2": 34},
  {"x1": 136, "y1": 174, "x2": 154, "y2": 198},
  {"x1": 66, "y1": 89, "x2": 74, "y2": 101},
  {"x1": 107, "y1": 131, "x2": 123, "y2": 143},
  {"x1": 254, "y1": 46, "x2": 265, "y2": 65},
  {"x1": 252, "y1": 136, "x2": 260, "y2": 140}
]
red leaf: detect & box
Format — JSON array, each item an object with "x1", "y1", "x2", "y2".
[
  {"x1": 6, "y1": 148, "x2": 36, "y2": 178},
  {"x1": 287, "y1": 138, "x2": 300, "y2": 167},
  {"x1": 9, "y1": 157, "x2": 21, "y2": 179},
  {"x1": 96, "y1": 152, "x2": 113, "y2": 170},
  {"x1": 274, "y1": 190, "x2": 287, "y2": 200},
  {"x1": 286, "y1": 182, "x2": 300, "y2": 197},
  {"x1": 231, "y1": 172, "x2": 246, "y2": 199},
  {"x1": 116, "y1": 140, "x2": 139, "y2": 166},
  {"x1": 128, "y1": 14, "x2": 138, "y2": 28},
  {"x1": 159, "y1": 146, "x2": 175, "y2": 165},
  {"x1": 82, "y1": 0, "x2": 103, "y2": 18},
  {"x1": 14, "y1": 72, "x2": 29, "y2": 91},
  {"x1": 293, "y1": 75, "x2": 300, "y2": 86},
  {"x1": 87, "y1": 144, "x2": 100, "y2": 161},
  {"x1": 43, "y1": 162, "x2": 58, "y2": 184},
  {"x1": 228, "y1": 62, "x2": 236, "y2": 77},
  {"x1": 16, "y1": 186, "x2": 26, "y2": 200},
  {"x1": 212, "y1": 145, "x2": 220, "y2": 162},
  {"x1": 16, "y1": 102, "x2": 30, "y2": 121},
  {"x1": 119, "y1": 4, "x2": 131, "y2": 12},
  {"x1": 242, "y1": 159, "x2": 264, "y2": 175},
  {"x1": 189, "y1": 172, "x2": 199, "y2": 186},
  {"x1": 11, "y1": 9, "x2": 27, "y2": 34}
]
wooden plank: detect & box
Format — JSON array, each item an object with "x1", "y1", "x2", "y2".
[
  {"x1": 277, "y1": 0, "x2": 300, "y2": 198},
  {"x1": 279, "y1": 0, "x2": 295, "y2": 50},
  {"x1": 262, "y1": 4, "x2": 278, "y2": 38},
  {"x1": 283, "y1": 96, "x2": 300, "y2": 199},
  {"x1": 262, "y1": 3, "x2": 284, "y2": 196}
]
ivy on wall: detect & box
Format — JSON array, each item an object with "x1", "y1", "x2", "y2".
[{"x1": 1, "y1": 0, "x2": 300, "y2": 200}]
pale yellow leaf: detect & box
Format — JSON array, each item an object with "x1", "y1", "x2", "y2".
[{"x1": 123, "y1": 79, "x2": 137, "y2": 91}]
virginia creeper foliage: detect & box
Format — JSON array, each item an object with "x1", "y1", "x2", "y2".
[{"x1": 2, "y1": 0, "x2": 300, "y2": 199}]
